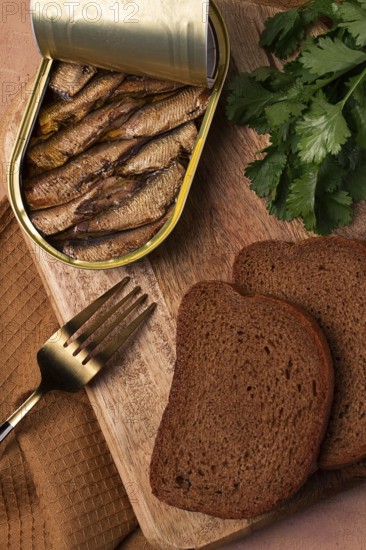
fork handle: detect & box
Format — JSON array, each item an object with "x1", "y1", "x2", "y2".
[{"x1": 0, "y1": 386, "x2": 45, "y2": 443}]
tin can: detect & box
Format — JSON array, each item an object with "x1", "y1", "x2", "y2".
[
  {"x1": 31, "y1": 0, "x2": 211, "y2": 87},
  {"x1": 8, "y1": 1, "x2": 230, "y2": 270}
]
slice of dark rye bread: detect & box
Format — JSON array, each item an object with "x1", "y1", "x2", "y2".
[
  {"x1": 232, "y1": 236, "x2": 366, "y2": 470},
  {"x1": 150, "y1": 281, "x2": 333, "y2": 519}
]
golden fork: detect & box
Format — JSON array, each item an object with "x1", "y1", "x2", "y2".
[{"x1": 0, "y1": 276, "x2": 156, "y2": 443}]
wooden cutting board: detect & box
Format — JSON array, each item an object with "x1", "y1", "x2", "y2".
[{"x1": 2, "y1": 1, "x2": 365, "y2": 548}]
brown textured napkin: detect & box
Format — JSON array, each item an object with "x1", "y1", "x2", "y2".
[{"x1": 0, "y1": 198, "x2": 149, "y2": 549}]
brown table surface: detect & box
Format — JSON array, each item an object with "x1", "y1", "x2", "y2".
[{"x1": 1, "y1": 2, "x2": 366, "y2": 549}]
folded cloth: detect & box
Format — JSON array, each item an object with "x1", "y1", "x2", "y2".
[{"x1": 0, "y1": 198, "x2": 139, "y2": 549}]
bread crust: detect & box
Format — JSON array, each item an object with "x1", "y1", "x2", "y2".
[
  {"x1": 150, "y1": 281, "x2": 333, "y2": 518},
  {"x1": 232, "y1": 236, "x2": 366, "y2": 469}
]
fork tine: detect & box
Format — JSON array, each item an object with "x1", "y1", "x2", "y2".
[
  {"x1": 82, "y1": 293, "x2": 148, "y2": 360},
  {"x1": 85, "y1": 302, "x2": 156, "y2": 364},
  {"x1": 78, "y1": 292, "x2": 147, "y2": 359},
  {"x1": 72, "y1": 285, "x2": 141, "y2": 351},
  {"x1": 64, "y1": 277, "x2": 130, "y2": 338}
]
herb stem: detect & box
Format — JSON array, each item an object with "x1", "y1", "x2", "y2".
[{"x1": 340, "y1": 67, "x2": 366, "y2": 108}]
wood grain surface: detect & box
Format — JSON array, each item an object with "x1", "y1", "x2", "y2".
[{"x1": 2, "y1": 1, "x2": 366, "y2": 549}]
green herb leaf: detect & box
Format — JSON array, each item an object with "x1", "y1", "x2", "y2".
[
  {"x1": 245, "y1": 149, "x2": 288, "y2": 197},
  {"x1": 284, "y1": 59, "x2": 316, "y2": 84},
  {"x1": 344, "y1": 74, "x2": 366, "y2": 147},
  {"x1": 317, "y1": 155, "x2": 343, "y2": 192},
  {"x1": 252, "y1": 66, "x2": 296, "y2": 92},
  {"x1": 226, "y1": 0, "x2": 366, "y2": 234},
  {"x1": 303, "y1": 0, "x2": 339, "y2": 22},
  {"x1": 286, "y1": 166, "x2": 318, "y2": 230},
  {"x1": 338, "y1": 139, "x2": 362, "y2": 170},
  {"x1": 300, "y1": 37, "x2": 366, "y2": 76},
  {"x1": 315, "y1": 190, "x2": 353, "y2": 233},
  {"x1": 343, "y1": 150, "x2": 366, "y2": 199},
  {"x1": 260, "y1": 9, "x2": 305, "y2": 58},
  {"x1": 296, "y1": 98, "x2": 351, "y2": 163},
  {"x1": 226, "y1": 73, "x2": 274, "y2": 131},
  {"x1": 347, "y1": 99, "x2": 366, "y2": 147},
  {"x1": 337, "y1": 1, "x2": 366, "y2": 47},
  {"x1": 265, "y1": 101, "x2": 306, "y2": 127},
  {"x1": 267, "y1": 173, "x2": 294, "y2": 221},
  {"x1": 252, "y1": 66, "x2": 279, "y2": 82},
  {"x1": 285, "y1": 156, "x2": 351, "y2": 232},
  {"x1": 260, "y1": 0, "x2": 339, "y2": 58}
]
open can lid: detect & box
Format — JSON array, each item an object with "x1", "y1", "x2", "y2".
[{"x1": 31, "y1": 0, "x2": 215, "y2": 86}]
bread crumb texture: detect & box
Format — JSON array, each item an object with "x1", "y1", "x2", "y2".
[
  {"x1": 150, "y1": 281, "x2": 333, "y2": 519},
  {"x1": 233, "y1": 237, "x2": 366, "y2": 470}
]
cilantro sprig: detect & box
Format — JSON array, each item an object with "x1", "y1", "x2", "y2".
[{"x1": 227, "y1": 0, "x2": 366, "y2": 234}]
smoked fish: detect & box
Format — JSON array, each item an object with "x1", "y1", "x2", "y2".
[
  {"x1": 49, "y1": 62, "x2": 97, "y2": 99},
  {"x1": 100, "y1": 87, "x2": 210, "y2": 141},
  {"x1": 22, "y1": 64, "x2": 213, "y2": 263},
  {"x1": 116, "y1": 121, "x2": 197, "y2": 176},
  {"x1": 39, "y1": 72, "x2": 125, "y2": 135},
  {"x1": 111, "y1": 76, "x2": 183, "y2": 99},
  {"x1": 30, "y1": 177, "x2": 143, "y2": 235},
  {"x1": 62, "y1": 208, "x2": 173, "y2": 262},
  {"x1": 24, "y1": 138, "x2": 144, "y2": 210},
  {"x1": 28, "y1": 98, "x2": 144, "y2": 171},
  {"x1": 67, "y1": 162, "x2": 184, "y2": 236}
]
